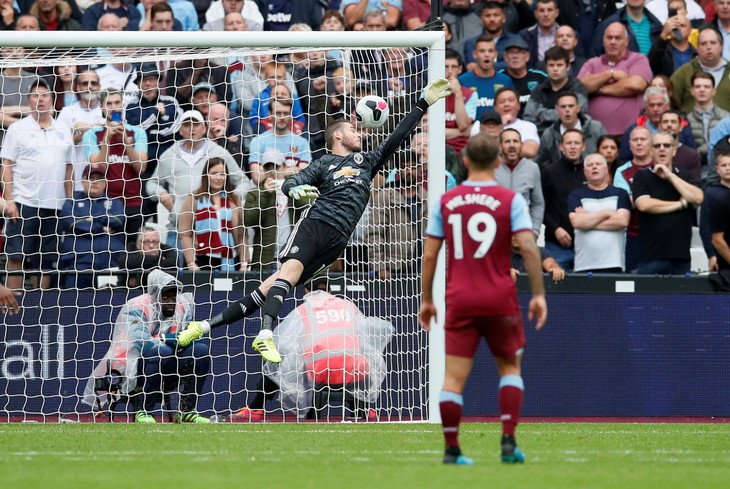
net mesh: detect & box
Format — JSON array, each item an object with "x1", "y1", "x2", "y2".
[{"x1": 0, "y1": 43, "x2": 434, "y2": 422}]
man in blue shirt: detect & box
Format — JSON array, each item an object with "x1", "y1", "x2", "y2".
[
  {"x1": 459, "y1": 36, "x2": 515, "y2": 121},
  {"x1": 249, "y1": 97, "x2": 311, "y2": 184}
]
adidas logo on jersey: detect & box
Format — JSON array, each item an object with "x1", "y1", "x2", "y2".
[
  {"x1": 239, "y1": 304, "x2": 247, "y2": 314},
  {"x1": 274, "y1": 295, "x2": 284, "y2": 303}
]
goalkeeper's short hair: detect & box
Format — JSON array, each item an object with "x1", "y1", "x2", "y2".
[{"x1": 325, "y1": 120, "x2": 350, "y2": 150}]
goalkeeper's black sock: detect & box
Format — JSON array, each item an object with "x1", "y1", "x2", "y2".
[
  {"x1": 208, "y1": 287, "x2": 266, "y2": 329},
  {"x1": 261, "y1": 279, "x2": 291, "y2": 330}
]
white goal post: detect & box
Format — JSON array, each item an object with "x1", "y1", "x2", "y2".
[{"x1": 0, "y1": 30, "x2": 446, "y2": 423}]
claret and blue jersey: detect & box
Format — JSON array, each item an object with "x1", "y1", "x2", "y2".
[{"x1": 427, "y1": 181, "x2": 532, "y2": 316}]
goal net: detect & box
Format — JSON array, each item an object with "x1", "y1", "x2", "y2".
[{"x1": 0, "y1": 31, "x2": 446, "y2": 423}]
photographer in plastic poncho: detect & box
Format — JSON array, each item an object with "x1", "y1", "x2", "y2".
[
  {"x1": 230, "y1": 277, "x2": 394, "y2": 421},
  {"x1": 83, "y1": 269, "x2": 210, "y2": 423}
]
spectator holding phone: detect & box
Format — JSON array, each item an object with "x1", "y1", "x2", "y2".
[
  {"x1": 647, "y1": 9, "x2": 695, "y2": 77},
  {"x1": 83, "y1": 88, "x2": 148, "y2": 242}
]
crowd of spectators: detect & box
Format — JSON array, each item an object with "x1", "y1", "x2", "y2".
[{"x1": 1, "y1": 0, "x2": 730, "y2": 290}]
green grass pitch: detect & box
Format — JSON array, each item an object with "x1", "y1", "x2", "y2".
[{"x1": 1, "y1": 423, "x2": 729, "y2": 488}]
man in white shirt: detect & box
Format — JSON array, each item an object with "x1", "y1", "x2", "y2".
[
  {"x1": 568, "y1": 153, "x2": 632, "y2": 273},
  {"x1": 56, "y1": 68, "x2": 105, "y2": 191},
  {"x1": 146, "y1": 110, "x2": 249, "y2": 250},
  {"x1": 472, "y1": 87, "x2": 540, "y2": 159},
  {"x1": 1, "y1": 80, "x2": 73, "y2": 289}
]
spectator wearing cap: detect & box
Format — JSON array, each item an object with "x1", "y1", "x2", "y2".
[
  {"x1": 57, "y1": 68, "x2": 105, "y2": 192},
  {"x1": 168, "y1": 59, "x2": 228, "y2": 109},
  {"x1": 462, "y1": 2, "x2": 525, "y2": 72},
  {"x1": 82, "y1": 0, "x2": 142, "y2": 31},
  {"x1": 125, "y1": 62, "x2": 183, "y2": 222},
  {"x1": 125, "y1": 63, "x2": 183, "y2": 165},
  {"x1": 58, "y1": 163, "x2": 126, "y2": 288},
  {"x1": 83, "y1": 88, "x2": 148, "y2": 243},
  {"x1": 203, "y1": 0, "x2": 264, "y2": 31},
  {"x1": 147, "y1": 109, "x2": 248, "y2": 253},
  {"x1": 498, "y1": 36, "x2": 547, "y2": 117},
  {"x1": 31, "y1": 0, "x2": 81, "y2": 30},
  {"x1": 248, "y1": 97, "x2": 311, "y2": 185},
  {"x1": 1, "y1": 79, "x2": 74, "y2": 290},
  {"x1": 243, "y1": 149, "x2": 311, "y2": 270},
  {"x1": 191, "y1": 81, "x2": 219, "y2": 120},
  {"x1": 341, "y1": 0, "x2": 402, "y2": 30},
  {"x1": 137, "y1": 0, "x2": 198, "y2": 31},
  {"x1": 478, "y1": 109, "x2": 503, "y2": 137}
]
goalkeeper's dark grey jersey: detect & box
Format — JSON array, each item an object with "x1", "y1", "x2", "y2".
[{"x1": 281, "y1": 99, "x2": 429, "y2": 239}]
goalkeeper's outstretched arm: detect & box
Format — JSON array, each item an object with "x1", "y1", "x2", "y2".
[{"x1": 372, "y1": 78, "x2": 451, "y2": 173}]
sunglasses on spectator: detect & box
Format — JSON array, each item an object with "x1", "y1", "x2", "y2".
[{"x1": 652, "y1": 143, "x2": 673, "y2": 148}]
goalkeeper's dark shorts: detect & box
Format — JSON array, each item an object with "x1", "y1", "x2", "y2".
[{"x1": 279, "y1": 216, "x2": 349, "y2": 284}]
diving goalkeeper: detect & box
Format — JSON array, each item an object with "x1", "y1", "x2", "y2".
[{"x1": 177, "y1": 79, "x2": 451, "y2": 362}]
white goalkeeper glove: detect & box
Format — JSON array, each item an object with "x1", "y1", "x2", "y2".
[
  {"x1": 289, "y1": 184, "x2": 320, "y2": 200},
  {"x1": 422, "y1": 78, "x2": 452, "y2": 106}
]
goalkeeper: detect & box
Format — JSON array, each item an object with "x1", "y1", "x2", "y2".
[{"x1": 178, "y1": 79, "x2": 452, "y2": 362}]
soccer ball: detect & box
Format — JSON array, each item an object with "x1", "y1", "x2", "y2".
[{"x1": 355, "y1": 95, "x2": 389, "y2": 129}]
